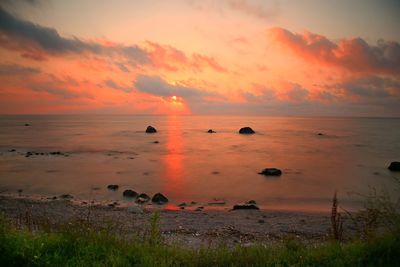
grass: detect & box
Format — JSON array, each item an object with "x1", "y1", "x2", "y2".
[{"x1": 0, "y1": 213, "x2": 399, "y2": 267}]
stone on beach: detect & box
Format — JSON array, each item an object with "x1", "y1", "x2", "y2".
[
  {"x1": 207, "y1": 129, "x2": 216, "y2": 133},
  {"x1": 107, "y1": 184, "x2": 119, "y2": 190},
  {"x1": 145, "y1": 126, "x2": 157, "y2": 133},
  {"x1": 152, "y1": 193, "x2": 168, "y2": 204},
  {"x1": 136, "y1": 193, "x2": 151, "y2": 203},
  {"x1": 388, "y1": 162, "x2": 400, "y2": 171},
  {"x1": 232, "y1": 204, "x2": 260, "y2": 210},
  {"x1": 123, "y1": 190, "x2": 138, "y2": 198},
  {"x1": 239, "y1": 127, "x2": 255, "y2": 134},
  {"x1": 258, "y1": 168, "x2": 282, "y2": 176}
]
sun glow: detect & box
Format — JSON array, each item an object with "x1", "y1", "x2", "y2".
[{"x1": 171, "y1": 95, "x2": 177, "y2": 101}]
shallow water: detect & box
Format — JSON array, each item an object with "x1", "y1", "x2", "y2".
[{"x1": 0, "y1": 115, "x2": 399, "y2": 212}]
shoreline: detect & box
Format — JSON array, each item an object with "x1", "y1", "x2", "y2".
[{"x1": 0, "y1": 193, "x2": 358, "y2": 248}]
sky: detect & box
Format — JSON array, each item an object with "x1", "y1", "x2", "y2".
[{"x1": 0, "y1": 0, "x2": 399, "y2": 116}]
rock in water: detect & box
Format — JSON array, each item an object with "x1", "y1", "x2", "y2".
[
  {"x1": 207, "y1": 129, "x2": 216, "y2": 133},
  {"x1": 239, "y1": 127, "x2": 255, "y2": 134},
  {"x1": 258, "y1": 168, "x2": 282, "y2": 176},
  {"x1": 233, "y1": 204, "x2": 260, "y2": 210},
  {"x1": 152, "y1": 193, "x2": 168, "y2": 204},
  {"x1": 146, "y1": 126, "x2": 157, "y2": 133},
  {"x1": 388, "y1": 162, "x2": 400, "y2": 171},
  {"x1": 107, "y1": 184, "x2": 119, "y2": 190},
  {"x1": 123, "y1": 189, "x2": 138, "y2": 198}
]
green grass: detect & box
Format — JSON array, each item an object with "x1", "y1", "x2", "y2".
[{"x1": 0, "y1": 215, "x2": 399, "y2": 267}]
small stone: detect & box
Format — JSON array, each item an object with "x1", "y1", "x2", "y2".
[
  {"x1": 24, "y1": 123, "x2": 30, "y2": 126},
  {"x1": 123, "y1": 190, "x2": 138, "y2": 198},
  {"x1": 258, "y1": 168, "x2": 282, "y2": 176},
  {"x1": 136, "y1": 193, "x2": 151, "y2": 203},
  {"x1": 59, "y1": 194, "x2": 73, "y2": 199},
  {"x1": 178, "y1": 202, "x2": 187, "y2": 207},
  {"x1": 207, "y1": 129, "x2": 216, "y2": 133},
  {"x1": 258, "y1": 219, "x2": 265, "y2": 223},
  {"x1": 153, "y1": 141, "x2": 159, "y2": 144},
  {"x1": 317, "y1": 133, "x2": 324, "y2": 136},
  {"x1": 145, "y1": 126, "x2": 157, "y2": 133},
  {"x1": 232, "y1": 204, "x2": 259, "y2": 210},
  {"x1": 107, "y1": 184, "x2": 119, "y2": 190}
]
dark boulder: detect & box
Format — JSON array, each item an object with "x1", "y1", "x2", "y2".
[
  {"x1": 151, "y1": 193, "x2": 168, "y2": 204},
  {"x1": 207, "y1": 129, "x2": 216, "y2": 133},
  {"x1": 239, "y1": 127, "x2": 255, "y2": 134},
  {"x1": 123, "y1": 189, "x2": 138, "y2": 198},
  {"x1": 146, "y1": 126, "x2": 157, "y2": 133},
  {"x1": 107, "y1": 184, "x2": 119, "y2": 190},
  {"x1": 388, "y1": 162, "x2": 400, "y2": 171},
  {"x1": 233, "y1": 204, "x2": 259, "y2": 210},
  {"x1": 258, "y1": 168, "x2": 282, "y2": 176}
]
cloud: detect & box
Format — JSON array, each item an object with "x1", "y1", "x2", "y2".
[
  {"x1": 189, "y1": 0, "x2": 279, "y2": 20},
  {"x1": 0, "y1": 63, "x2": 40, "y2": 75},
  {"x1": 146, "y1": 41, "x2": 226, "y2": 73},
  {"x1": 335, "y1": 75, "x2": 400, "y2": 98},
  {"x1": 104, "y1": 79, "x2": 133, "y2": 93},
  {"x1": 225, "y1": 0, "x2": 279, "y2": 20},
  {"x1": 0, "y1": 6, "x2": 149, "y2": 63},
  {"x1": 269, "y1": 27, "x2": 400, "y2": 75},
  {"x1": 134, "y1": 75, "x2": 214, "y2": 98},
  {"x1": 31, "y1": 84, "x2": 90, "y2": 99}
]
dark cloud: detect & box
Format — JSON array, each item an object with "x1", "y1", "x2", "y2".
[
  {"x1": 269, "y1": 27, "x2": 400, "y2": 75},
  {"x1": 0, "y1": 63, "x2": 40, "y2": 75},
  {"x1": 337, "y1": 75, "x2": 400, "y2": 98},
  {"x1": 0, "y1": 6, "x2": 149, "y2": 63},
  {"x1": 134, "y1": 75, "x2": 213, "y2": 98},
  {"x1": 104, "y1": 79, "x2": 133, "y2": 93},
  {"x1": 31, "y1": 84, "x2": 90, "y2": 98}
]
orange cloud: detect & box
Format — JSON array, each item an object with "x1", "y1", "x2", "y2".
[{"x1": 269, "y1": 27, "x2": 400, "y2": 75}]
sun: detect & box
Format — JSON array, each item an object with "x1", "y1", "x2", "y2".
[{"x1": 171, "y1": 95, "x2": 177, "y2": 101}]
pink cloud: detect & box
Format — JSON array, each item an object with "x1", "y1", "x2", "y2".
[{"x1": 269, "y1": 27, "x2": 400, "y2": 75}]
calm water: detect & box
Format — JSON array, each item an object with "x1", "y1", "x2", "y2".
[{"x1": 0, "y1": 115, "x2": 399, "y2": 212}]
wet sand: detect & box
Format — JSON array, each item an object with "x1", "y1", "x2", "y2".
[{"x1": 0, "y1": 194, "x2": 357, "y2": 248}]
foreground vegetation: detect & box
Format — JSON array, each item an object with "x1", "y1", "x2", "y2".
[
  {"x1": 1, "y1": 180, "x2": 400, "y2": 267},
  {"x1": 0, "y1": 214, "x2": 399, "y2": 267}
]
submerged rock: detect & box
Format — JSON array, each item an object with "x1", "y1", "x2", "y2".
[
  {"x1": 239, "y1": 127, "x2": 255, "y2": 134},
  {"x1": 232, "y1": 204, "x2": 259, "y2": 210},
  {"x1": 207, "y1": 129, "x2": 216, "y2": 133},
  {"x1": 388, "y1": 162, "x2": 400, "y2": 171},
  {"x1": 123, "y1": 189, "x2": 138, "y2": 198},
  {"x1": 136, "y1": 193, "x2": 151, "y2": 203},
  {"x1": 145, "y1": 126, "x2": 157, "y2": 133},
  {"x1": 153, "y1": 141, "x2": 159, "y2": 144},
  {"x1": 258, "y1": 168, "x2": 282, "y2": 176},
  {"x1": 151, "y1": 193, "x2": 168, "y2": 204},
  {"x1": 107, "y1": 184, "x2": 119, "y2": 190},
  {"x1": 317, "y1": 133, "x2": 324, "y2": 136},
  {"x1": 24, "y1": 123, "x2": 30, "y2": 126}
]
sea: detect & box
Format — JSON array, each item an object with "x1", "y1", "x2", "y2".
[{"x1": 0, "y1": 115, "x2": 399, "y2": 212}]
